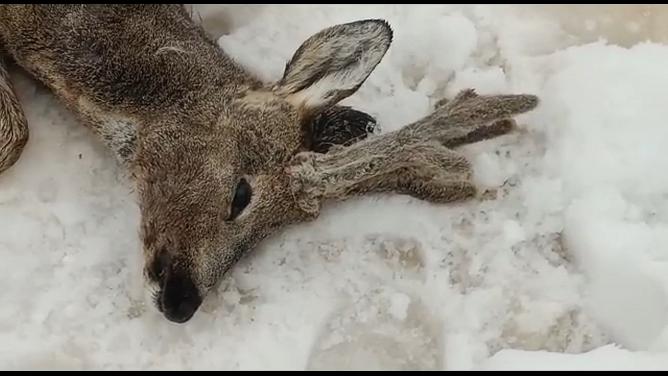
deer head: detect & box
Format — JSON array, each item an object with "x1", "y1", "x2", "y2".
[{"x1": 138, "y1": 19, "x2": 394, "y2": 323}]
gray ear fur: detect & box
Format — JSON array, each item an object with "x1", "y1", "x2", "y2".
[{"x1": 276, "y1": 19, "x2": 393, "y2": 111}]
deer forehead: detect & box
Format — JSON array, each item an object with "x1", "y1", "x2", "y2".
[
  {"x1": 241, "y1": 90, "x2": 281, "y2": 106},
  {"x1": 236, "y1": 90, "x2": 306, "y2": 118}
]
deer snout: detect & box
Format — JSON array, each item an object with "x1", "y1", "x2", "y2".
[
  {"x1": 159, "y1": 271, "x2": 203, "y2": 324},
  {"x1": 146, "y1": 250, "x2": 203, "y2": 323}
]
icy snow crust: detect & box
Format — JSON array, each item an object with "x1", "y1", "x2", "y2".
[{"x1": 1, "y1": 4, "x2": 667, "y2": 370}]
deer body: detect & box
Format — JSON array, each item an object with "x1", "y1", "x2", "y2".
[
  {"x1": 0, "y1": 4, "x2": 539, "y2": 323},
  {"x1": 0, "y1": 5, "x2": 275, "y2": 166}
]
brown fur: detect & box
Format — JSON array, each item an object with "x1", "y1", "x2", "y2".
[
  {"x1": 0, "y1": 4, "x2": 539, "y2": 323},
  {"x1": 0, "y1": 55, "x2": 28, "y2": 174}
]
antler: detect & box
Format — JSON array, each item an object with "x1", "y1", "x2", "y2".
[
  {"x1": 408, "y1": 88, "x2": 539, "y2": 146},
  {"x1": 286, "y1": 89, "x2": 539, "y2": 214}
]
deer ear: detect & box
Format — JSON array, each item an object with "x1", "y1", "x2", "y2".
[{"x1": 275, "y1": 19, "x2": 392, "y2": 112}]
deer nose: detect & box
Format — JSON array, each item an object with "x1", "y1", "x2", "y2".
[{"x1": 160, "y1": 272, "x2": 202, "y2": 323}]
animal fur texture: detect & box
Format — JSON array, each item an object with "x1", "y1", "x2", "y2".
[{"x1": 0, "y1": 5, "x2": 539, "y2": 323}]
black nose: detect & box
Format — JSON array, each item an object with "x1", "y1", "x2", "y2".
[{"x1": 160, "y1": 272, "x2": 202, "y2": 324}]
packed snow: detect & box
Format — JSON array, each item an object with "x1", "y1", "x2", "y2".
[{"x1": 1, "y1": 4, "x2": 667, "y2": 370}]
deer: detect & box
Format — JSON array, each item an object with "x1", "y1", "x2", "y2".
[{"x1": 0, "y1": 4, "x2": 539, "y2": 323}]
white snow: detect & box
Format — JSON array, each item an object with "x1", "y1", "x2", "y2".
[
  {"x1": 480, "y1": 344, "x2": 668, "y2": 370},
  {"x1": 1, "y1": 4, "x2": 668, "y2": 370}
]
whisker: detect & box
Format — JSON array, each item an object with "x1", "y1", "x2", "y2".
[{"x1": 151, "y1": 287, "x2": 162, "y2": 308}]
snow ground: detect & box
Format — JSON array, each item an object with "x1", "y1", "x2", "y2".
[{"x1": 1, "y1": 4, "x2": 668, "y2": 370}]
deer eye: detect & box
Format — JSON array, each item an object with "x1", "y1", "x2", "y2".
[{"x1": 228, "y1": 178, "x2": 252, "y2": 221}]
